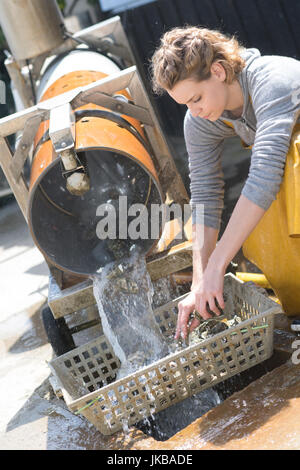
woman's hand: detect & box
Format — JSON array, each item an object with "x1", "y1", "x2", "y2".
[
  {"x1": 175, "y1": 259, "x2": 226, "y2": 340},
  {"x1": 175, "y1": 195, "x2": 267, "y2": 341},
  {"x1": 175, "y1": 290, "x2": 201, "y2": 341}
]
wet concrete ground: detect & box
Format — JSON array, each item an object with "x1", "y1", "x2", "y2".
[
  {"x1": 0, "y1": 198, "x2": 118, "y2": 450},
  {"x1": 0, "y1": 135, "x2": 254, "y2": 450}
]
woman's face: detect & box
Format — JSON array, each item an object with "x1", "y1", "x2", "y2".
[{"x1": 167, "y1": 63, "x2": 230, "y2": 121}]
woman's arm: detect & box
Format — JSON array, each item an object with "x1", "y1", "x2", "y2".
[
  {"x1": 241, "y1": 55, "x2": 300, "y2": 212},
  {"x1": 191, "y1": 224, "x2": 219, "y2": 289},
  {"x1": 184, "y1": 110, "x2": 235, "y2": 230},
  {"x1": 175, "y1": 111, "x2": 235, "y2": 340},
  {"x1": 208, "y1": 194, "x2": 265, "y2": 275},
  {"x1": 175, "y1": 224, "x2": 218, "y2": 340},
  {"x1": 176, "y1": 194, "x2": 265, "y2": 339},
  {"x1": 199, "y1": 195, "x2": 266, "y2": 315}
]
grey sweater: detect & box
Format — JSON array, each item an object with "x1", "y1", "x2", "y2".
[{"x1": 185, "y1": 48, "x2": 300, "y2": 229}]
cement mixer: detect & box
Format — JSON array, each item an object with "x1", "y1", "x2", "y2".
[
  {"x1": 0, "y1": 1, "x2": 191, "y2": 354},
  {"x1": 0, "y1": 0, "x2": 164, "y2": 275},
  {"x1": 29, "y1": 49, "x2": 165, "y2": 275}
]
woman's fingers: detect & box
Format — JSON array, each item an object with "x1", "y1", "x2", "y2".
[
  {"x1": 175, "y1": 288, "x2": 226, "y2": 340},
  {"x1": 175, "y1": 298, "x2": 194, "y2": 340},
  {"x1": 216, "y1": 293, "x2": 225, "y2": 311},
  {"x1": 198, "y1": 296, "x2": 212, "y2": 320},
  {"x1": 188, "y1": 316, "x2": 201, "y2": 334},
  {"x1": 207, "y1": 295, "x2": 221, "y2": 316}
]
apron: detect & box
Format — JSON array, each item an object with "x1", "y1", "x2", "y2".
[{"x1": 242, "y1": 123, "x2": 300, "y2": 315}]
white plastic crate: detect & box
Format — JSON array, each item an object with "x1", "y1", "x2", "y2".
[{"x1": 49, "y1": 274, "x2": 282, "y2": 435}]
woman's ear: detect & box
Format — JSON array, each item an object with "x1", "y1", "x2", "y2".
[{"x1": 211, "y1": 62, "x2": 226, "y2": 82}]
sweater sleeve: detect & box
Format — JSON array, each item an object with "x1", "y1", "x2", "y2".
[
  {"x1": 241, "y1": 56, "x2": 300, "y2": 209},
  {"x1": 184, "y1": 111, "x2": 235, "y2": 230}
]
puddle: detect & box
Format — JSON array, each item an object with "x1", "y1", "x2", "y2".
[
  {"x1": 135, "y1": 348, "x2": 290, "y2": 441},
  {"x1": 135, "y1": 387, "x2": 221, "y2": 441},
  {"x1": 0, "y1": 302, "x2": 48, "y2": 354}
]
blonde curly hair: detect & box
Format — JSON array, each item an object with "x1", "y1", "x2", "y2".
[{"x1": 150, "y1": 26, "x2": 246, "y2": 94}]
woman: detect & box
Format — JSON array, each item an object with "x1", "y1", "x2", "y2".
[{"x1": 150, "y1": 26, "x2": 300, "y2": 340}]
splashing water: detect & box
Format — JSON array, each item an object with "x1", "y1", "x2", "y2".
[
  {"x1": 137, "y1": 388, "x2": 221, "y2": 441},
  {"x1": 91, "y1": 249, "x2": 223, "y2": 436},
  {"x1": 92, "y1": 250, "x2": 170, "y2": 380}
]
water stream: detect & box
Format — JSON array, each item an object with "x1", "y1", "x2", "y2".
[
  {"x1": 92, "y1": 249, "x2": 170, "y2": 380},
  {"x1": 91, "y1": 247, "x2": 222, "y2": 435}
]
